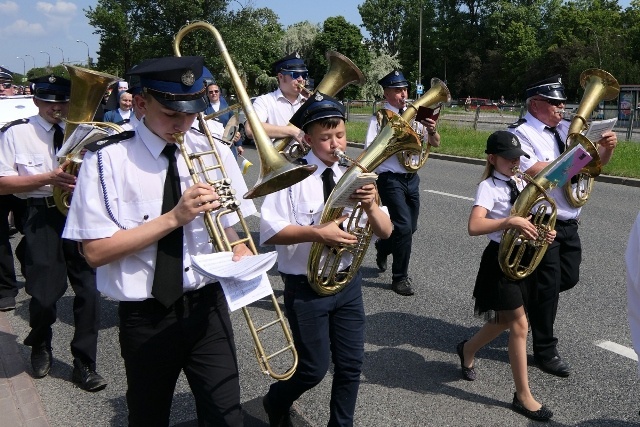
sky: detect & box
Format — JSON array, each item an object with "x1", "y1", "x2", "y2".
[{"x1": 0, "y1": 0, "x2": 632, "y2": 80}]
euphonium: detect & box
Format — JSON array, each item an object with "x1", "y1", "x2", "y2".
[
  {"x1": 173, "y1": 20, "x2": 307, "y2": 380},
  {"x1": 307, "y1": 113, "x2": 422, "y2": 295},
  {"x1": 376, "y1": 78, "x2": 450, "y2": 172},
  {"x1": 52, "y1": 65, "x2": 122, "y2": 215},
  {"x1": 498, "y1": 167, "x2": 557, "y2": 280},
  {"x1": 273, "y1": 51, "x2": 365, "y2": 161},
  {"x1": 562, "y1": 69, "x2": 619, "y2": 208}
]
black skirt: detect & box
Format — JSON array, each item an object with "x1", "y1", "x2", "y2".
[{"x1": 473, "y1": 240, "x2": 534, "y2": 323}]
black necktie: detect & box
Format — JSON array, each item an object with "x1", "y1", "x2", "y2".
[
  {"x1": 151, "y1": 144, "x2": 184, "y2": 307},
  {"x1": 506, "y1": 179, "x2": 521, "y2": 205},
  {"x1": 321, "y1": 167, "x2": 336, "y2": 202},
  {"x1": 53, "y1": 123, "x2": 64, "y2": 152},
  {"x1": 545, "y1": 126, "x2": 565, "y2": 153}
]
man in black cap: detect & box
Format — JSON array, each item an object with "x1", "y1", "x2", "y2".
[
  {"x1": 63, "y1": 56, "x2": 256, "y2": 426},
  {"x1": 245, "y1": 52, "x2": 309, "y2": 143},
  {"x1": 508, "y1": 75, "x2": 618, "y2": 377},
  {"x1": 0, "y1": 75, "x2": 106, "y2": 391},
  {"x1": 364, "y1": 70, "x2": 441, "y2": 296},
  {"x1": 0, "y1": 70, "x2": 16, "y2": 97},
  {"x1": 260, "y1": 92, "x2": 392, "y2": 427}
]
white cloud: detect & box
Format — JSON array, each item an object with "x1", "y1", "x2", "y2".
[
  {"x1": 0, "y1": 19, "x2": 46, "y2": 37},
  {"x1": 0, "y1": 1, "x2": 19, "y2": 13},
  {"x1": 36, "y1": 1, "x2": 77, "y2": 15}
]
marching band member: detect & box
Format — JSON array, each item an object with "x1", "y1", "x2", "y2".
[
  {"x1": 509, "y1": 76, "x2": 617, "y2": 377},
  {"x1": 63, "y1": 56, "x2": 255, "y2": 426},
  {"x1": 245, "y1": 52, "x2": 308, "y2": 143},
  {"x1": 365, "y1": 70, "x2": 440, "y2": 296},
  {"x1": 458, "y1": 131, "x2": 555, "y2": 422},
  {"x1": 0, "y1": 75, "x2": 105, "y2": 391},
  {"x1": 260, "y1": 93, "x2": 392, "y2": 426}
]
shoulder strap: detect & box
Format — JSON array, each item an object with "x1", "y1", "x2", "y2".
[
  {"x1": 508, "y1": 118, "x2": 527, "y2": 128},
  {"x1": 85, "y1": 131, "x2": 135, "y2": 152},
  {"x1": 1, "y1": 118, "x2": 30, "y2": 133}
]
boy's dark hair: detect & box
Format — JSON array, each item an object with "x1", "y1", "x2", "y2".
[{"x1": 303, "y1": 116, "x2": 343, "y2": 133}]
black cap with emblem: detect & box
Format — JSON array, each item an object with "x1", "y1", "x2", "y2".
[
  {"x1": 29, "y1": 75, "x2": 71, "y2": 102},
  {"x1": 127, "y1": 56, "x2": 208, "y2": 113},
  {"x1": 485, "y1": 130, "x2": 530, "y2": 159},
  {"x1": 291, "y1": 92, "x2": 346, "y2": 131},
  {"x1": 0, "y1": 70, "x2": 12, "y2": 82},
  {"x1": 525, "y1": 75, "x2": 567, "y2": 101},
  {"x1": 271, "y1": 52, "x2": 307, "y2": 75},
  {"x1": 378, "y1": 70, "x2": 409, "y2": 89}
]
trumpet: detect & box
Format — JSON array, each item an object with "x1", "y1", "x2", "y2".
[{"x1": 173, "y1": 20, "x2": 308, "y2": 380}]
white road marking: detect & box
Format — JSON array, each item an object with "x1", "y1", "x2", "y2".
[
  {"x1": 595, "y1": 340, "x2": 638, "y2": 361},
  {"x1": 425, "y1": 189, "x2": 474, "y2": 201}
]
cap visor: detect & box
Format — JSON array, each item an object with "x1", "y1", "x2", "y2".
[
  {"x1": 153, "y1": 96, "x2": 208, "y2": 114},
  {"x1": 499, "y1": 148, "x2": 530, "y2": 159}
]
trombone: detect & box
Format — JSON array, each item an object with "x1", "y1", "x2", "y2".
[{"x1": 173, "y1": 21, "x2": 309, "y2": 380}]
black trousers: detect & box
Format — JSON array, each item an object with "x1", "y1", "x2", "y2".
[
  {"x1": 22, "y1": 202, "x2": 99, "y2": 367},
  {"x1": 118, "y1": 283, "x2": 242, "y2": 427},
  {"x1": 528, "y1": 219, "x2": 581, "y2": 360},
  {"x1": 269, "y1": 271, "x2": 365, "y2": 427},
  {"x1": 0, "y1": 195, "x2": 26, "y2": 299},
  {"x1": 375, "y1": 172, "x2": 420, "y2": 281}
]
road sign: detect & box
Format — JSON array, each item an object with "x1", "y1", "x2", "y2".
[{"x1": 416, "y1": 84, "x2": 424, "y2": 95}]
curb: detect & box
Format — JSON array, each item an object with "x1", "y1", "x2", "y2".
[{"x1": 346, "y1": 142, "x2": 640, "y2": 188}]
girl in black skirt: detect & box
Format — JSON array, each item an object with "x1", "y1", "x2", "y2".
[{"x1": 456, "y1": 131, "x2": 556, "y2": 422}]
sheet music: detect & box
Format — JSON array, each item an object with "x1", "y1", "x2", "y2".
[
  {"x1": 543, "y1": 144, "x2": 593, "y2": 187},
  {"x1": 56, "y1": 124, "x2": 109, "y2": 159},
  {"x1": 220, "y1": 272, "x2": 274, "y2": 311},
  {"x1": 584, "y1": 118, "x2": 617, "y2": 142},
  {"x1": 190, "y1": 251, "x2": 277, "y2": 281},
  {"x1": 330, "y1": 173, "x2": 378, "y2": 208}
]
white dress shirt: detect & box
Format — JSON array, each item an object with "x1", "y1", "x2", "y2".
[
  {"x1": 473, "y1": 171, "x2": 526, "y2": 243},
  {"x1": 0, "y1": 114, "x2": 63, "y2": 198},
  {"x1": 509, "y1": 112, "x2": 580, "y2": 221},
  {"x1": 62, "y1": 119, "x2": 257, "y2": 301},
  {"x1": 252, "y1": 88, "x2": 305, "y2": 128}
]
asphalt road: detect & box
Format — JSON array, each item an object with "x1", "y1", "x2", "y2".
[{"x1": 6, "y1": 144, "x2": 640, "y2": 426}]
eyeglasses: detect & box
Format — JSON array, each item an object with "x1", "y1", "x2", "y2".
[
  {"x1": 208, "y1": 90, "x2": 219, "y2": 94},
  {"x1": 1, "y1": 82, "x2": 12, "y2": 89},
  {"x1": 536, "y1": 98, "x2": 564, "y2": 107},
  {"x1": 281, "y1": 71, "x2": 308, "y2": 80}
]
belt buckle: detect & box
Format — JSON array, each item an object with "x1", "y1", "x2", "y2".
[{"x1": 45, "y1": 197, "x2": 57, "y2": 209}]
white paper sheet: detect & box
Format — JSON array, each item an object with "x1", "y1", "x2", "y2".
[
  {"x1": 220, "y1": 272, "x2": 274, "y2": 311},
  {"x1": 191, "y1": 251, "x2": 277, "y2": 281},
  {"x1": 584, "y1": 117, "x2": 617, "y2": 142}
]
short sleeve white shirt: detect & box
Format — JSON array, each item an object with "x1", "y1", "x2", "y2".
[
  {"x1": 473, "y1": 171, "x2": 526, "y2": 243},
  {"x1": 0, "y1": 114, "x2": 62, "y2": 198},
  {"x1": 252, "y1": 88, "x2": 305, "y2": 127},
  {"x1": 62, "y1": 119, "x2": 257, "y2": 301}
]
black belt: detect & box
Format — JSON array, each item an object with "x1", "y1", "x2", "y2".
[
  {"x1": 543, "y1": 215, "x2": 579, "y2": 226},
  {"x1": 379, "y1": 171, "x2": 415, "y2": 179},
  {"x1": 26, "y1": 196, "x2": 57, "y2": 208},
  {"x1": 119, "y1": 282, "x2": 220, "y2": 310}
]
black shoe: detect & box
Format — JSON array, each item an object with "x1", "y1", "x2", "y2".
[
  {"x1": 0, "y1": 296, "x2": 16, "y2": 312},
  {"x1": 262, "y1": 394, "x2": 292, "y2": 427},
  {"x1": 534, "y1": 355, "x2": 571, "y2": 377},
  {"x1": 72, "y1": 359, "x2": 107, "y2": 392},
  {"x1": 392, "y1": 277, "x2": 414, "y2": 296},
  {"x1": 511, "y1": 393, "x2": 553, "y2": 421},
  {"x1": 375, "y1": 240, "x2": 387, "y2": 272},
  {"x1": 456, "y1": 340, "x2": 476, "y2": 381},
  {"x1": 31, "y1": 344, "x2": 52, "y2": 378}
]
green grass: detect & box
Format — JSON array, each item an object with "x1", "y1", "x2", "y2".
[{"x1": 345, "y1": 121, "x2": 640, "y2": 179}]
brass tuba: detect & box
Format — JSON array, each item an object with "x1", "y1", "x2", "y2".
[
  {"x1": 498, "y1": 167, "x2": 557, "y2": 280},
  {"x1": 377, "y1": 78, "x2": 450, "y2": 172},
  {"x1": 273, "y1": 51, "x2": 365, "y2": 161},
  {"x1": 173, "y1": 20, "x2": 308, "y2": 380},
  {"x1": 306, "y1": 114, "x2": 422, "y2": 295},
  {"x1": 562, "y1": 69, "x2": 619, "y2": 207},
  {"x1": 52, "y1": 65, "x2": 123, "y2": 215}
]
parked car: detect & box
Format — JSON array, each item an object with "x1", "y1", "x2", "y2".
[{"x1": 457, "y1": 97, "x2": 499, "y2": 111}]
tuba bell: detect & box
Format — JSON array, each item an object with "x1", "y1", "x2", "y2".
[
  {"x1": 52, "y1": 65, "x2": 123, "y2": 215},
  {"x1": 562, "y1": 69, "x2": 619, "y2": 208},
  {"x1": 173, "y1": 20, "x2": 309, "y2": 380},
  {"x1": 273, "y1": 51, "x2": 365, "y2": 161},
  {"x1": 306, "y1": 114, "x2": 422, "y2": 295},
  {"x1": 376, "y1": 78, "x2": 451, "y2": 172}
]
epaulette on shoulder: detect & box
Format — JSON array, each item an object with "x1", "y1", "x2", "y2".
[
  {"x1": 508, "y1": 118, "x2": 527, "y2": 128},
  {"x1": 115, "y1": 119, "x2": 130, "y2": 126},
  {"x1": 85, "y1": 131, "x2": 135, "y2": 152},
  {"x1": 1, "y1": 118, "x2": 29, "y2": 133}
]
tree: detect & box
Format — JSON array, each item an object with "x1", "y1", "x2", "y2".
[
  {"x1": 309, "y1": 16, "x2": 369, "y2": 99},
  {"x1": 360, "y1": 51, "x2": 401, "y2": 100},
  {"x1": 358, "y1": 0, "x2": 409, "y2": 55},
  {"x1": 281, "y1": 21, "x2": 321, "y2": 60}
]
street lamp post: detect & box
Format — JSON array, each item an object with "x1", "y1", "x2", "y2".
[
  {"x1": 40, "y1": 51, "x2": 51, "y2": 68},
  {"x1": 16, "y1": 56, "x2": 25, "y2": 77},
  {"x1": 418, "y1": 4, "x2": 422, "y2": 86},
  {"x1": 53, "y1": 46, "x2": 64, "y2": 64},
  {"x1": 24, "y1": 54, "x2": 35, "y2": 70},
  {"x1": 76, "y1": 40, "x2": 90, "y2": 67}
]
